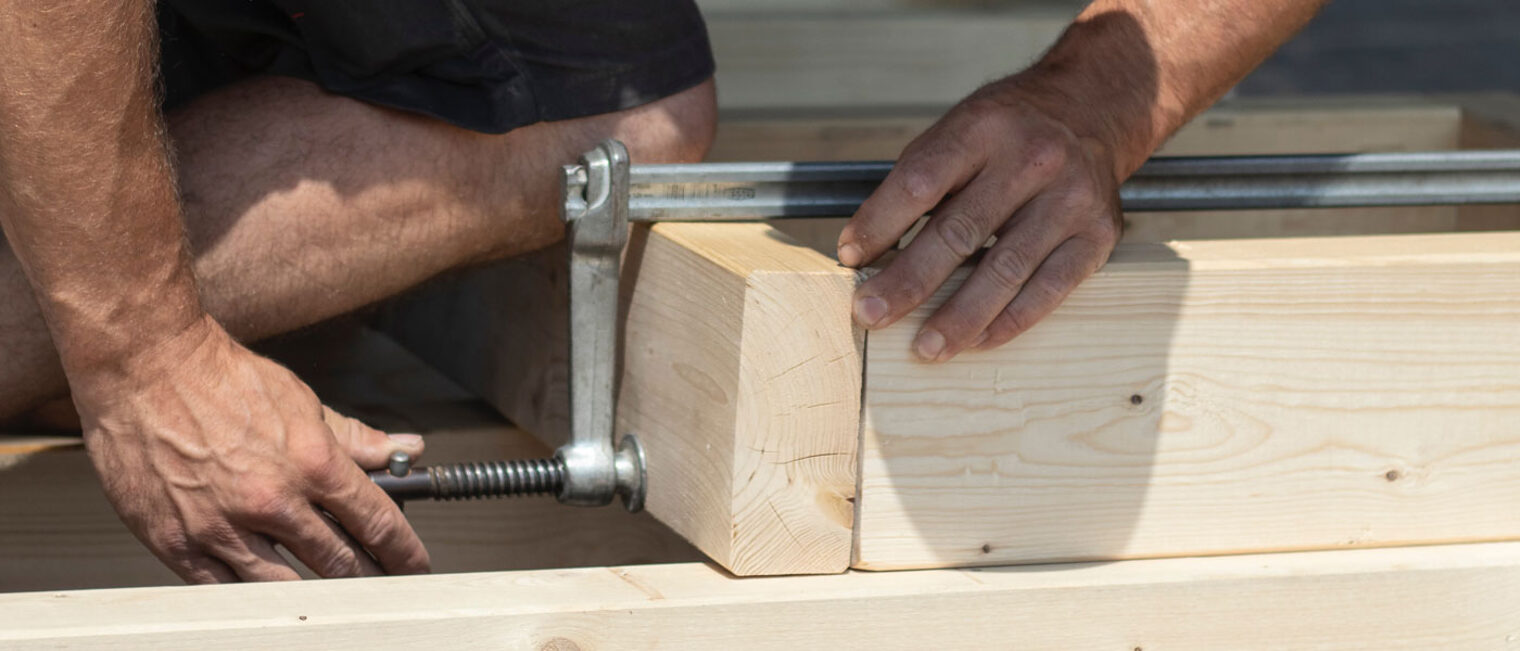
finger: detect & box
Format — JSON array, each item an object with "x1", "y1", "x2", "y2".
[
  {"x1": 318, "y1": 464, "x2": 431, "y2": 575},
  {"x1": 163, "y1": 552, "x2": 240, "y2": 585},
  {"x1": 323, "y1": 406, "x2": 424, "y2": 469},
  {"x1": 912, "y1": 195, "x2": 1078, "y2": 361},
  {"x1": 268, "y1": 508, "x2": 384, "y2": 579},
  {"x1": 837, "y1": 136, "x2": 981, "y2": 268},
  {"x1": 220, "y1": 533, "x2": 303, "y2": 582},
  {"x1": 852, "y1": 165, "x2": 1047, "y2": 332},
  {"x1": 975, "y1": 236, "x2": 1111, "y2": 350}
]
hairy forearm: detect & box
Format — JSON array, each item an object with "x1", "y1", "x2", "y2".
[
  {"x1": 0, "y1": 1, "x2": 205, "y2": 378},
  {"x1": 1007, "y1": 0, "x2": 1329, "y2": 177}
]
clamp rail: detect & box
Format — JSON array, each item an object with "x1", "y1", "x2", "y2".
[{"x1": 561, "y1": 150, "x2": 1520, "y2": 222}]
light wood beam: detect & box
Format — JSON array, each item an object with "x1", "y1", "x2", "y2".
[
  {"x1": 381, "y1": 223, "x2": 862, "y2": 575},
  {"x1": 4, "y1": 542, "x2": 1519, "y2": 648},
  {"x1": 858, "y1": 231, "x2": 1520, "y2": 570}
]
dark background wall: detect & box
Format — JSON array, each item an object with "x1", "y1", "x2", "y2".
[{"x1": 1241, "y1": 0, "x2": 1520, "y2": 95}]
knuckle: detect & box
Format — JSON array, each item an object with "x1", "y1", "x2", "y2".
[
  {"x1": 895, "y1": 162, "x2": 944, "y2": 203},
  {"x1": 984, "y1": 246, "x2": 1033, "y2": 290},
  {"x1": 956, "y1": 98, "x2": 1011, "y2": 132},
  {"x1": 152, "y1": 530, "x2": 198, "y2": 559},
  {"x1": 185, "y1": 520, "x2": 242, "y2": 549},
  {"x1": 934, "y1": 212, "x2": 983, "y2": 258},
  {"x1": 886, "y1": 271, "x2": 932, "y2": 306},
  {"x1": 1023, "y1": 137, "x2": 1071, "y2": 175},
  {"x1": 1031, "y1": 277, "x2": 1067, "y2": 305},
  {"x1": 314, "y1": 545, "x2": 365, "y2": 578},
  {"x1": 993, "y1": 307, "x2": 1034, "y2": 341},
  {"x1": 1087, "y1": 214, "x2": 1121, "y2": 246},
  {"x1": 298, "y1": 450, "x2": 353, "y2": 494},
  {"x1": 352, "y1": 508, "x2": 402, "y2": 548},
  {"x1": 237, "y1": 487, "x2": 298, "y2": 526}
]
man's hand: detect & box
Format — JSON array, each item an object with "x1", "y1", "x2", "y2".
[
  {"x1": 836, "y1": 0, "x2": 1331, "y2": 361},
  {"x1": 77, "y1": 318, "x2": 430, "y2": 583},
  {"x1": 838, "y1": 81, "x2": 1122, "y2": 362}
]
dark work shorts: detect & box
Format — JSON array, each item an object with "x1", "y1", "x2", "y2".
[{"x1": 156, "y1": 1, "x2": 715, "y2": 134}]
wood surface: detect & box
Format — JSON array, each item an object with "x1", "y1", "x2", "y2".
[
  {"x1": 857, "y1": 231, "x2": 1520, "y2": 569},
  {"x1": 382, "y1": 223, "x2": 862, "y2": 576},
  {"x1": 620, "y1": 223, "x2": 862, "y2": 574},
  {"x1": 5, "y1": 542, "x2": 1520, "y2": 648}
]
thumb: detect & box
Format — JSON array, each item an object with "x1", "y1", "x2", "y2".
[{"x1": 322, "y1": 406, "x2": 425, "y2": 470}]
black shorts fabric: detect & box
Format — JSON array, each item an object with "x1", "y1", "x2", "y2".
[{"x1": 156, "y1": 1, "x2": 715, "y2": 134}]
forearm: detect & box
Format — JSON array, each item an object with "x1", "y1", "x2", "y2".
[
  {"x1": 1004, "y1": 0, "x2": 1329, "y2": 177},
  {"x1": 0, "y1": 0, "x2": 205, "y2": 379}
]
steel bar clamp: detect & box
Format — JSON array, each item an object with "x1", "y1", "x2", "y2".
[{"x1": 374, "y1": 141, "x2": 1520, "y2": 510}]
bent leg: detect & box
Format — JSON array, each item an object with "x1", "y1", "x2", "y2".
[{"x1": 0, "y1": 75, "x2": 717, "y2": 422}]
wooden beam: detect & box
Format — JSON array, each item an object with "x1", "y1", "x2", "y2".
[
  {"x1": 858, "y1": 231, "x2": 1520, "y2": 570},
  {"x1": 380, "y1": 223, "x2": 862, "y2": 575},
  {"x1": 5, "y1": 542, "x2": 1520, "y2": 647}
]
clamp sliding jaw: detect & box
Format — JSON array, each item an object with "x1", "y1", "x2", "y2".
[{"x1": 372, "y1": 140, "x2": 645, "y2": 512}]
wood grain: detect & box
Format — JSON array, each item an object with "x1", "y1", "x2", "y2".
[
  {"x1": 5, "y1": 542, "x2": 1520, "y2": 648},
  {"x1": 858, "y1": 232, "x2": 1520, "y2": 569}
]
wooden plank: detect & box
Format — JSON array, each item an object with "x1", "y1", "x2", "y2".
[
  {"x1": 0, "y1": 405, "x2": 700, "y2": 592},
  {"x1": 5, "y1": 542, "x2": 1520, "y2": 648},
  {"x1": 620, "y1": 224, "x2": 862, "y2": 574},
  {"x1": 857, "y1": 231, "x2": 1520, "y2": 570},
  {"x1": 380, "y1": 223, "x2": 862, "y2": 575}
]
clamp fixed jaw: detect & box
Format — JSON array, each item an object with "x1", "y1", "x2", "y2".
[{"x1": 372, "y1": 140, "x2": 645, "y2": 512}]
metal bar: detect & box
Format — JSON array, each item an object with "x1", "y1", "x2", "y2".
[{"x1": 558, "y1": 150, "x2": 1520, "y2": 222}]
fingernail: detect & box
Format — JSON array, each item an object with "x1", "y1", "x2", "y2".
[
  {"x1": 838, "y1": 243, "x2": 864, "y2": 268},
  {"x1": 389, "y1": 433, "x2": 424, "y2": 450},
  {"x1": 914, "y1": 329, "x2": 946, "y2": 361},
  {"x1": 854, "y1": 295, "x2": 888, "y2": 327}
]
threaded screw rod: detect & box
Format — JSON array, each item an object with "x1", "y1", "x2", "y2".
[
  {"x1": 369, "y1": 452, "x2": 565, "y2": 503},
  {"x1": 429, "y1": 458, "x2": 565, "y2": 500}
]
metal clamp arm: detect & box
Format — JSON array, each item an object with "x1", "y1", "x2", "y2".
[
  {"x1": 371, "y1": 140, "x2": 645, "y2": 512},
  {"x1": 557, "y1": 140, "x2": 645, "y2": 511}
]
